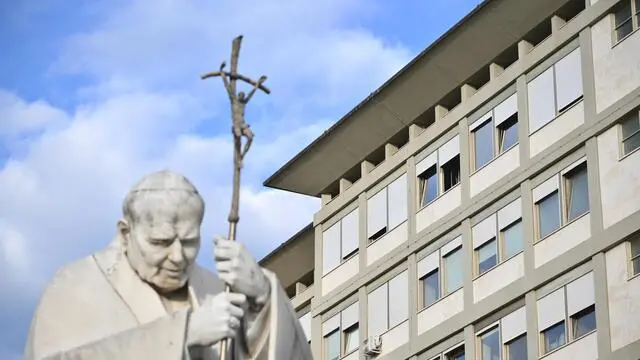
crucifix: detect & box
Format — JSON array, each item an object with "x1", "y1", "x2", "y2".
[{"x1": 201, "y1": 35, "x2": 270, "y2": 360}]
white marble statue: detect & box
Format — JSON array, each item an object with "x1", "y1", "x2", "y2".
[{"x1": 24, "y1": 171, "x2": 313, "y2": 360}]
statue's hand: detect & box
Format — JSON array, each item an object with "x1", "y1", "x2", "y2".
[
  {"x1": 186, "y1": 292, "x2": 247, "y2": 347},
  {"x1": 214, "y1": 237, "x2": 271, "y2": 308}
]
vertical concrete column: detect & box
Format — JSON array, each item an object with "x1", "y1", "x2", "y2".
[
  {"x1": 458, "y1": 119, "x2": 471, "y2": 205},
  {"x1": 520, "y1": 180, "x2": 536, "y2": 273},
  {"x1": 516, "y1": 75, "x2": 531, "y2": 162},
  {"x1": 358, "y1": 287, "x2": 368, "y2": 360},
  {"x1": 314, "y1": 225, "x2": 324, "y2": 300},
  {"x1": 525, "y1": 291, "x2": 539, "y2": 360},
  {"x1": 579, "y1": 28, "x2": 598, "y2": 124},
  {"x1": 311, "y1": 308, "x2": 323, "y2": 360},
  {"x1": 592, "y1": 252, "x2": 612, "y2": 359},
  {"x1": 464, "y1": 324, "x2": 476, "y2": 360},
  {"x1": 407, "y1": 157, "x2": 418, "y2": 243},
  {"x1": 462, "y1": 218, "x2": 474, "y2": 309},
  {"x1": 586, "y1": 138, "x2": 604, "y2": 235},
  {"x1": 407, "y1": 253, "x2": 419, "y2": 347},
  {"x1": 358, "y1": 193, "x2": 368, "y2": 273}
]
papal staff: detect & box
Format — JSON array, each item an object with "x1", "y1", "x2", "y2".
[{"x1": 201, "y1": 35, "x2": 270, "y2": 360}]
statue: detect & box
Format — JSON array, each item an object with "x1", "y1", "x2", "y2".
[{"x1": 24, "y1": 170, "x2": 314, "y2": 360}]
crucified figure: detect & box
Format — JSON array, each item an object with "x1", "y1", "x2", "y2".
[{"x1": 200, "y1": 35, "x2": 270, "y2": 360}]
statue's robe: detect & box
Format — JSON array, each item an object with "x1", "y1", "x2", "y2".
[{"x1": 24, "y1": 242, "x2": 312, "y2": 360}]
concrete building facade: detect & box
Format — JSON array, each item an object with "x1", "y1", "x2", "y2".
[{"x1": 259, "y1": 0, "x2": 640, "y2": 359}]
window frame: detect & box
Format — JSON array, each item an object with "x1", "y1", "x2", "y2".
[
  {"x1": 476, "y1": 324, "x2": 502, "y2": 360},
  {"x1": 540, "y1": 320, "x2": 566, "y2": 355},
  {"x1": 504, "y1": 333, "x2": 527, "y2": 360},
  {"x1": 534, "y1": 160, "x2": 589, "y2": 241},
  {"x1": 367, "y1": 270, "x2": 409, "y2": 337},
  {"x1": 562, "y1": 162, "x2": 590, "y2": 223},
  {"x1": 471, "y1": 117, "x2": 496, "y2": 171},
  {"x1": 619, "y1": 109, "x2": 640, "y2": 158},
  {"x1": 470, "y1": 93, "x2": 519, "y2": 173},
  {"x1": 323, "y1": 304, "x2": 361, "y2": 359},
  {"x1": 473, "y1": 200, "x2": 524, "y2": 277},
  {"x1": 443, "y1": 246, "x2": 464, "y2": 295},
  {"x1": 416, "y1": 136, "x2": 461, "y2": 210},
  {"x1": 613, "y1": 0, "x2": 640, "y2": 43},
  {"x1": 419, "y1": 268, "x2": 441, "y2": 309},
  {"x1": 629, "y1": 237, "x2": 640, "y2": 278},
  {"x1": 570, "y1": 304, "x2": 596, "y2": 340},
  {"x1": 444, "y1": 345, "x2": 466, "y2": 360},
  {"x1": 367, "y1": 173, "x2": 408, "y2": 243},
  {"x1": 322, "y1": 207, "x2": 360, "y2": 275}
]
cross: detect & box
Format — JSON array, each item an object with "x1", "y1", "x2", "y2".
[{"x1": 200, "y1": 35, "x2": 270, "y2": 360}]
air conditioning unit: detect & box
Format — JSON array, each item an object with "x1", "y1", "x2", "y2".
[{"x1": 364, "y1": 335, "x2": 382, "y2": 356}]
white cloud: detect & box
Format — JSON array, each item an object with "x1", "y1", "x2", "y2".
[{"x1": 0, "y1": 0, "x2": 412, "y2": 354}]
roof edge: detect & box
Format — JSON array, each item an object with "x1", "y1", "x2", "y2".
[{"x1": 262, "y1": 0, "x2": 493, "y2": 195}]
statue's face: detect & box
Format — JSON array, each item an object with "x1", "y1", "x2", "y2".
[{"x1": 122, "y1": 197, "x2": 202, "y2": 293}]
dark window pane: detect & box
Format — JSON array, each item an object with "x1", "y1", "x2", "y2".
[
  {"x1": 633, "y1": 256, "x2": 640, "y2": 276},
  {"x1": 621, "y1": 113, "x2": 640, "y2": 138},
  {"x1": 442, "y1": 155, "x2": 460, "y2": 191},
  {"x1": 543, "y1": 322, "x2": 566, "y2": 354},
  {"x1": 617, "y1": 20, "x2": 634, "y2": 40},
  {"x1": 422, "y1": 270, "x2": 440, "y2": 307},
  {"x1": 421, "y1": 166, "x2": 439, "y2": 206},
  {"x1": 572, "y1": 306, "x2": 596, "y2": 338},
  {"x1": 474, "y1": 120, "x2": 494, "y2": 169},
  {"x1": 507, "y1": 334, "x2": 528, "y2": 360},
  {"x1": 615, "y1": 2, "x2": 632, "y2": 25},
  {"x1": 499, "y1": 115, "x2": 519, "y2": 152},
  {"x1": 567, "y1": 165, "x2": 589, "y2": 221},
  {"x1": 480, "y1": 328, "x2": 500, "y2": 360},
  {"x1": 477, "y1": 239, "x2": 498, "y2": 275},
  {"x1": 623, "y1": 131, "x2": 640, "y2": 155},
  {"x1": 538, "y1": 192, "x2": 561, "y2": 238},
  {"x1": 502, "y1": 220, "x2": 523, "y2": 258}
]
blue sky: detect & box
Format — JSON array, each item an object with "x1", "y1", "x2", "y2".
[{"x1": 0, "y1": 0, "x2": 481, "y2": 358}]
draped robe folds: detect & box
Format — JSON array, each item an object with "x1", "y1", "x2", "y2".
[{"x1": 24, "y1": 241, "x2": 313, "y2": 360}]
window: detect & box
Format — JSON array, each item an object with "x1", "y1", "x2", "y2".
[
  {"x1": 501, "y1": 220, "x2": 523, "y2": 259},
  {"x1": 631, "y1": 237, "x2": 640, "y2": 277},
  {"x1": 442, "y1": 155, "x2": 461, "y2": 192},
  {"x1": 323, "y1": 302, "x2": 360, "y2": 358},
  {"x1": 367, "y1": 271, "x2": 409, "y2": 337},
  {"x1": 474, "y1": 120, "x2": 495, "y2": 170},
  {"x1": 527, "y1": 48, "x2": 583, "y2": 133},
  {"x1": 542, "y1": 321, "x2": 566, "y2": 354},
  {"x1": 614, "y1": 0, "x2": 640, "y2": 42},
  {"x1": 536, "y1": 192, "x2": 561, "y2": 238},
  {"x1": 445, "y1": 346, "x2": 465, "y2": 360},
  {"x1": 416, "y1": 135, "x2": 460, "y2": 207},
  {"x1": 322, "y1": 208, "x2": 359, "y2": 274},
  {"x1": 621, "y1": 110, "x2": 640, "y2": 156},
  {"x1": 477, "y1": 239, "x2": 498, "y2": 275},
  {"x1": 537, "y1": 272, "x2": 596, "y2": 355},
  {"x1": 571, "y1": 305, "x2": 596, "y2": 338},
  {"x1": 299, "y1": 312, "x2": 311, "y2": 344},
  {"x1": 367, "y1": 174, "x2": 408, "y2": 242},
  {"x1": 471, "y1": 93, "x2": 519, "y2": 171},
  {"x1": 417, "y1": 237, "x2": 463, "y2": 308},
  {"x1": 421, "y1": 269, "x2": 440, "y2": 307},
  {"x1": 473, "y1": 198, "x2": 524, "y2": 275},
  {"x1": 499, "y1": 115, "x2": 518, "y2": 153},
  {"x1": 534, "y1": 161, "x2": 589, "y2": 239},
  {"x1": 419, "y1": 165, "x2": 439, "y2": 206},
  {"x1": 564, "y1": 163, "x2": 589, "y2": 221},
  {"x1": 444, "y1": 248, "x2": 463, "y2": 293},
  {"x1": 324, "y1": 330, "x2": 340, "y2": 360},
  {"x1": 343, "y1": 324, "x2": 359, "y2": 354},
  {"x1": 479, "y1": 327, "x2": 500, "y2": 360},
  {"x1": 505, "y1": 334, "x2": 527, "y2": 360}
]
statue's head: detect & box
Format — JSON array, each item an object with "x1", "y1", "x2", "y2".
[{"x1": 118, "y1": 170, "x2": 205, "y2": 293}]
